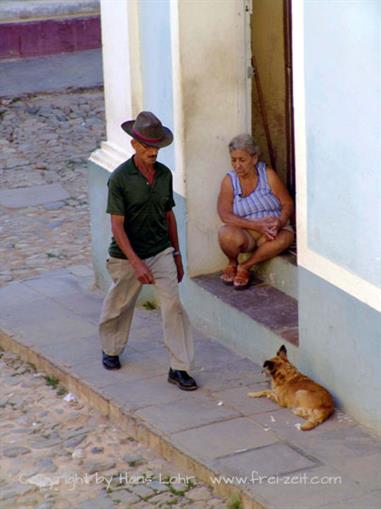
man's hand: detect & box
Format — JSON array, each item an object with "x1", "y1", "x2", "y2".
[
  {"x1": 174, "y1": 255, "x2": 184, "y2": 283},
  {"x1": 131, "y1": 259, "x2": 155, "y2": 284}
]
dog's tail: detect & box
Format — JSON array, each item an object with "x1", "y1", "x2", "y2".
[
  {"x1": 301, "y1": 419, "x2": 320, "y2": 431},
  {"x1": 301, "y1": 408, "x2": 334, "y2": 431}
]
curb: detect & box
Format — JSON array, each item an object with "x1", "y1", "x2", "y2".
[{"x1": 0, "y1": 328, "x2": 268, "y2": 509}]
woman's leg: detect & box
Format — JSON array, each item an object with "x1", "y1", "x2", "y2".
[
  {"x1": 218, "y1": 225, "x2": 255, "y2": 266},
  {"x1": 239, "y1": 229, "x2": 294, "y2": 271}
]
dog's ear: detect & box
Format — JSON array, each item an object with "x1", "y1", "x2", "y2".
[
  {"x1": 263, "y1": 360, "x2": 275, "y2": 371},
  {"x1": 277, "y1": 345, "x2": 287, "y2": 360}
]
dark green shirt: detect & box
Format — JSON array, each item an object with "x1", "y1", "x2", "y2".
[{"x1": 106, "y1": 157, "x2": 175, "y2": 260}]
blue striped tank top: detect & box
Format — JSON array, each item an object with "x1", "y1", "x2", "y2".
[{"x1": 228, "y1": 162, "x2": 281, "y2": 219}]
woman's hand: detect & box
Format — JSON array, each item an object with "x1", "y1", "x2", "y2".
[
  {"x1": 265, "y1": 216, "x2": 282, "y2": 236},
  {"x1": 253, "y1": 217, "x2": 279, "y2": 240},
  {"x1": 269, "y1": 216, "x2": 282, "y2": 229}
]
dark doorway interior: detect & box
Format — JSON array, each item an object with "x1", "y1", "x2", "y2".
[{"x1": 251, "y1": 0, "x2": 295, "y2": 200}]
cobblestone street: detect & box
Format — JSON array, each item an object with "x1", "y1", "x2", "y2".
[
  {"x1": 0, "y1": 89, "x2": 105, "y2": 285},
  {"x1": 0, "y1": 90, "x2": 229, "y2": 508},
  {"x1": 0, "y1": 351, "x2": 227, "y2": 509}
]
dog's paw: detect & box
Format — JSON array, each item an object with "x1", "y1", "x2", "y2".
[{"x1": 248, "y1": 391, "x2": 262, "y2": 398}]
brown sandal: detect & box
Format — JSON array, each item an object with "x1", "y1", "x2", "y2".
[
  {"x1": 220, "y1": 264, "x2": 237, "y2": 285},
  {"x1": 233, "y1": 266, "x2": 251, "y2": 290}
]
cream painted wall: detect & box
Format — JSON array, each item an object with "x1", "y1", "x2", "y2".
[{"x1": 175, "y1": 0, "x2": 251, "y2": 276}]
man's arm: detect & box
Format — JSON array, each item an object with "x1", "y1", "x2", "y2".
[
  {"x1": 111, "y1": 215, "x2": 154, "y2": 284},
  {"x1": 166, "y1": 210, "x2": 184, "y2": 282}
]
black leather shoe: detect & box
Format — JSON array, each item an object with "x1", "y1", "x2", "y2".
[
  {"x1": 168, "y1": 368, "x2": 198, "y2": 391},
  {"x1": 102, "y1": 351, "x2": 121, "y2": 370}
]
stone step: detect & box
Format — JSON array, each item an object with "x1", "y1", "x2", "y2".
[
  {"x1": 193, "y1": 272, "x2": 298, "y2": 345},
  {"x1": 242, "y1": 252, "x2": 298, "y2": 300},
  {"x1": 187, "y1": 272, "x2": 299, "y2": 366}
]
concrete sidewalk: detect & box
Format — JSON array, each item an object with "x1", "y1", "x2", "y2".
[{"x1": 0, "y1": 268, "x2": 380, "y2": 509}]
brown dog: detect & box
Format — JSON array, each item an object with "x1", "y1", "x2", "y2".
[{"x1": 248, "y1": 345, "x2": 334, "y2": 430}]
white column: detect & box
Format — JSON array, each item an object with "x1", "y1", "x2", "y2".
[{"x1": 90, "y1": 0, "x2": 143, "y2": 171}]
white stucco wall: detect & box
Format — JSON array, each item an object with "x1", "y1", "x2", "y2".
[{"x1": 94, "y1": 0, "x2": 142, "y2": 167}]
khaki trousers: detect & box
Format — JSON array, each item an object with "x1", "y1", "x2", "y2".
[{"x1": 99, "y1": 247, "x2": 193, "y2": 371}]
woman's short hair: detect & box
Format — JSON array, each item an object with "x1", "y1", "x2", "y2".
[{"x1": 228, "y1": 134, "x2": 260, "y2": 156}]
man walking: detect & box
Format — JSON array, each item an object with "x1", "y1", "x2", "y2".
[{"x1": 99, "y1": 111, "x2": 197, "y2": 391}]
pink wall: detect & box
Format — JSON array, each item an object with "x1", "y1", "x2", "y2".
[{"x1": 0, "y1": 16, "x2": 101, "y2": 60}]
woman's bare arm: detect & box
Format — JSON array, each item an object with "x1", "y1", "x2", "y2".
[{"x1": 266, "y1": 169, "x2": 294, "y2": 228}]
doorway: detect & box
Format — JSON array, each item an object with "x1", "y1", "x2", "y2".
[{"x1": 251, "y1": 0, "x2": 295, "y2": 199}]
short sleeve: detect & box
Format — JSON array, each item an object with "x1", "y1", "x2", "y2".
[
  {"x1": 106, "y1": 176, "x2": 125, "y2": 216},
  {"x1": 165, "y1": 172, "x2": 176, "y2": 211}
]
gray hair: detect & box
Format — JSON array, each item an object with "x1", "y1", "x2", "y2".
[{"x1": 228, "y1": 134, "x2": 260, "y2": 156}]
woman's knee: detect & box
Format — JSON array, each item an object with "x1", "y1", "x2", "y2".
[
  {"x1": 256, "y1": 234, "x2": 269, "y2": 247},
  {"x1": 218, "y1": 224, "x2": 233, "y2": 238},
  {"x1": 218, "y1": 225, "x2": 243, "y2": 244},
  {"x1": 278, "y1": 230, "x2": 294, "y2": 250}
]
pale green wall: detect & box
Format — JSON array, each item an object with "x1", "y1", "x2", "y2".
[
  {"x1": 294, "y1": 0, "x2": 381, "y2": 432},
  {"x1": 138, "y1": 0, "x2": 175, "y2": 173},
  {"x1": 88, "y1": 0, "x2": 381, "y2": 434},
  {"x1": 304, "y1": 0, "x2": 381, "y2": 286}
]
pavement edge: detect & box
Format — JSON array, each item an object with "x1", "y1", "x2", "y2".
[{"x1": 0, "y1": 328, "x2": 269, "y2": 509}]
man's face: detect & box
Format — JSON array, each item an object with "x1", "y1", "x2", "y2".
[{"x1": 132, "y1": 139, "x2": 159, "y2": 165}]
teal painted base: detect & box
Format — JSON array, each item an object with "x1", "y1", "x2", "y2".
[
  {"x1": 183, "y1": 276, "x2": 296, "y2": 361},
  {"x1": 298, "y1": 267, "x2": 381, "y2": 434}
]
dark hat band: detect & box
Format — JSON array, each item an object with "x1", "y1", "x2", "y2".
[{"x1": 132, "y1": 127, "x2": 162, "y2": 144}]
